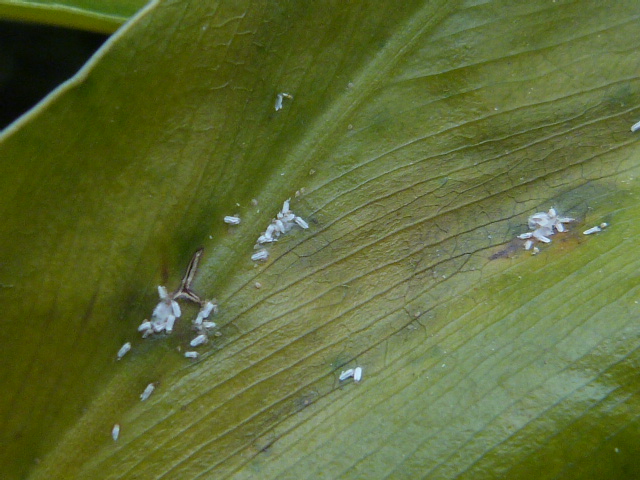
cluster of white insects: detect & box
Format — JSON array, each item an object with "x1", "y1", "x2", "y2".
[
  {"x1": 517, "y1": 207, "x2": 574, "y2": 251},
  {"x1": 110, "y1": 196, "x2": 365, "y2": 443},
  {"x1": 132, "y1": 248, "x2": 219, "y2": 354},
  {"x1": 252, "y1": 198, "x2": 309, "y2": 262}
]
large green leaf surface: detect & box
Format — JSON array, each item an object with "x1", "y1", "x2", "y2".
[{"x1": 1, "y1": 0, "x2": 640, "y2": 478}]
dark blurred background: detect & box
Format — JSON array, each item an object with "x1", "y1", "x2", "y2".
[{"x1": 0, "y1": 21, "x2": 108, "y2": 129}]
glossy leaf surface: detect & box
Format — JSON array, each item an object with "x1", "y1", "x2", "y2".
[{"x1": 1, "y1": 0, "x2": 639, "y2": 478}]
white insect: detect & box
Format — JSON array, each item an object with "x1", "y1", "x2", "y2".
[
  {"x1": 275, "y1": 92, "x2": 293, "y2": 111},
  {"x1": 116, "y1": 342, "x2": 131, "y2": 360},
  {"x1": 184, "y1": 351, "x2": 199, "y2": 359},
  {"x1": 151, "y1": 285, "x2": 182, "y2": 331},
  {"x1": 140, "y1": 383, "x2": 155, "y2": 401},
  {"x1": 339, "y1": 369, "x2": 355, "y2": 381},
  {"x1": 165, "y1": 314, "x2": 176, "y2": 334},
  {"x1": 202, "y1": 321, "x2": 217, "y2": 329},
  {"x1": 294, "y1": 216, "x2": 309, "y2": 229},
  {"x1": 224, "y1": 215, "x2": 241, "y2": 225},
  {"x1": 190, "y1": 334, "x2": 208, "y2": 347},
  {"x1": 353, "y1": 367, "x2": 363, "y2": 382},
  {"x1": 112, "y1": 424, "x2": 120, "y2": 441},
  {"x1": 251, "y1": 249, "x2": 269, "y2": 262},
  {"x1": 631, "y1": 120, "x2": 640, "y2": 132},
  {"x1": 584, "y1": 223, "x2": 608, "y2": 235},
  {"x1": 194, "y1": 301, "x2": 216, "y2": 325},
  {"x1": 137, "y1": 320, "x2": 152, "y2": 332}
]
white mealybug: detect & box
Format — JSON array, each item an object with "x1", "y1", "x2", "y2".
[
  {"x1": 190, "y1": 334, "x2": 208, "y2": 347},
  {"x1": 274, "y1": 219, "x2": 286, "y2": 234},
  {"x1": 165, "y1": 314, "x2": 176, "y2": 334},
  {"x1": 224, "y1": 215, "x2": 241, "y2": 225},
  {"x1": 184, "y1": 351, "x2": 199, "y2": 359},
  {"x1": 140, "y1": 383, "x2": 155, "y2": 401},
  {"x1": 583, "y1": 226, "x2": 602, "y2": 235},
  {"x1": 138, "y1": 320, "x2": 152, "y2": 332},
  {"x1": 339, "y1": 369, "x2": 355, "y2": 381},
  {"x1": 157, "y1": 285, "x2": 169, "y2": 300},
  {"x1": 631, "y1": 120, "x2": 640, "y2": 132},
  {"x1": 251, "y1": 249, "x2": 269, "y2": 262},
  {"x1": 116, "y1": 342, "x2": 131, "y2": 360},
  {"x1": 202, "y1": 321, "x2": 217, "y2": 329},
  {"x1": 171, "y1": 300, "x2": 181, "y2": 317},
  {"x1": 294, "y1": 216, "x2": 309, "y2": 229},
  {"x1": 112, "y1": 424, "x2": 120, "y2": 441},
  {"x1": 353, "y1": 367, "x2": 363, "y2": 383},
  {"x1": 152, "y1": 320, "x2": 166, "y2": 333},
  {"x1": 194, "y1": 301, "x2": 216, "y2": 325},
  {"x1": 274, "y1": 92, "x2": 293, "y2": 111}
]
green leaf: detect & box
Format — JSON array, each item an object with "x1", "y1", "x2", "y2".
[
  {"x1": 1, "y1": 0, "x2": 640, "y2": 479},
  {"x1": 0, "y1": 0, "x2": 147, "y2": 33}
]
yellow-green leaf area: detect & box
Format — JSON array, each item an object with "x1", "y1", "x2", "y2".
[{"x1": 1, "y1": 0, "x2": 639, "y2": 479}]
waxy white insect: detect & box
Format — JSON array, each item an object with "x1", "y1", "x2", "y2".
[
  {"x1": 202, "y1": 321, "x2": 217, "y2": 329},
  {"x1": 584, "y1": 223, "x2": 608, "y2": 235},
  {"x1": 140, "y1": 383, "x2": 155, "y2": 401},
  {"x1": 251, "y1": 249, "x2": 269, "y2": 262},
  {"x1": 224, "y1": 215, "x2": 241, "y2": 225},
  {"x1": 116, "y1": 342, "x2": 131, "y2": 360},
  {"x1": 194, "y1": 301, "x2": 216, "y2": 325},
  {"x1": 190, "y1": 334, "x2": 208, "y2": 347},
  {"x1": 138, "y1": 320, "x2": 152, "y2": 332},
  {"x1": 353, "y1": 367, "x2": 363, "y2": 382},
  {"x1": 339, "y1": 369, "x2": 355, "y2": 381},
  {"x1": 631, "y1": 120, "x2": 640, "y2": 132},
  {"x1": 275, "y1": 92, "x2": 293, "y2": 111},
  {"x1": 184, "y1": 351, "x2": 199, "y2": 359},
  {"x1": 112, "y1": 424, "x2": 120, "y2": 441},
  {"x1": 165, "y1": 314, "x2": 176, "y2": 334},
  {"x1": 294, "y1": 216, "x2": 309, "y2": 229}
]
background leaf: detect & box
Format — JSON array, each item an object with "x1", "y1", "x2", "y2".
[
  {"x1": 1, "y1": 0, "x2": 639, "y2": 478},
  {"x1": 0, "y1": 0, "x2": 147, "y2": 32}
]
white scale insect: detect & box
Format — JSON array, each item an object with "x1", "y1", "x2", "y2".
[
  {"x1": 339, "y1": 369, "x2": 355, "y2": 381},
  {"x1": 631, "y1": 120, "x2": 640, "y2": 132},
  {"x1": 112, "y1": 424, "x2": 120, "y2": 441},
  {"x1": 140, "y1": 383, "x2": 155, "y2": 401},
  {"x1": 274, "y1": 92, "x2": 293, "y2": 111},
  {"x1": 116, "y1": 342, "x2": 131, "y2": 360},
  {"x1": 583, "y1": 223, "x2": 608, "y2": 235},
  {"x1": 339, "y1": 367, "x2": 363, "y2": 382},
  {"x1": 251, "y1": 249, "x2": 269, "y2": 262},
  {"x1": 223, "y1": 215, "x2": 241, "y2": 225},
  {"x1": 184, "y1": 351, "x2": 199, "y2": 359},
  {"x1": 190, "y1": 334, "x2": 208, "y2": 347},
  {"x1": 194, "y1": 301, "x2": 216, "y2": 325}
]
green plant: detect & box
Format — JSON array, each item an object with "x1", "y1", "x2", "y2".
[{"x1": 1, "y1": 1, "x2": 639, "y2": 478}]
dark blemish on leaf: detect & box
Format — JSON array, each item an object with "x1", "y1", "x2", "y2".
[{"x1": 489, "y1": 242, "x2": 520, "y2": 260}]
